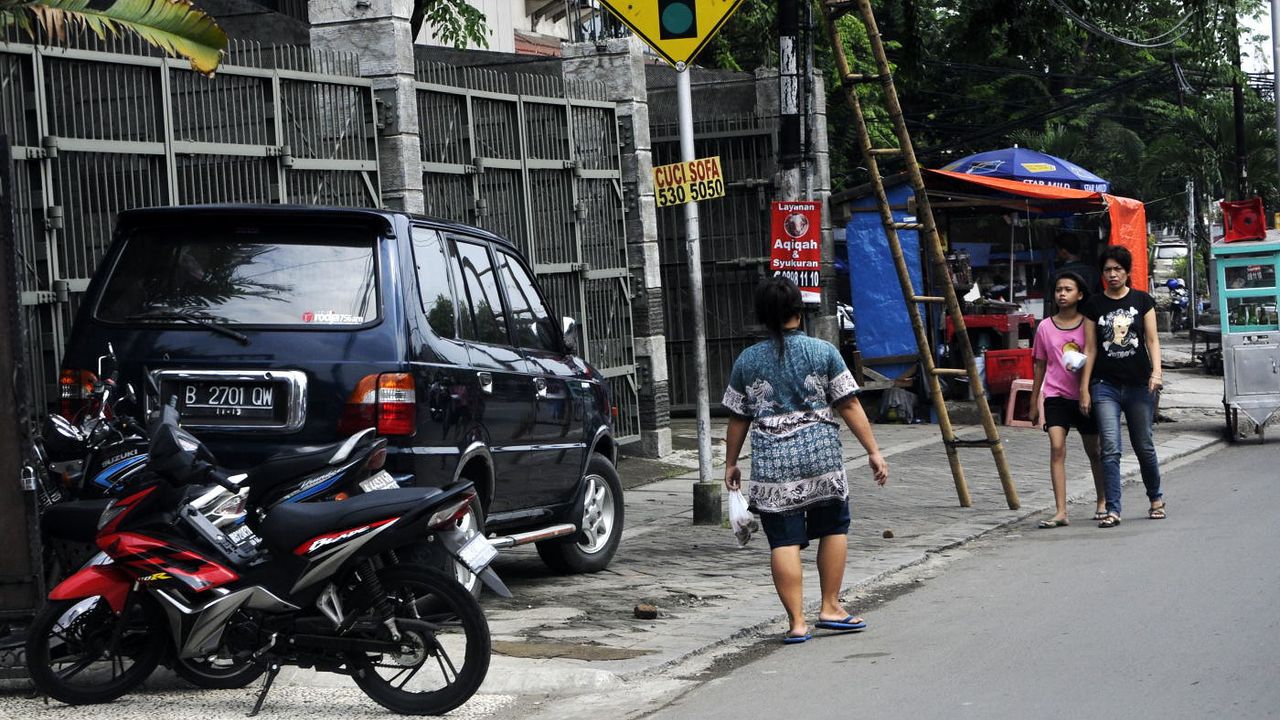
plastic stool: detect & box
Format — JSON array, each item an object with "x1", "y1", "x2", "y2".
[{"x1": 1004, "y1": 378, "x2": 1041, "y2": 428}]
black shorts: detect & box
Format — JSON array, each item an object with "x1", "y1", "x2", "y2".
[
  {"x1": 1042, "y1": 396, "x2": 1097, "y2": 435},
  {"x1": 758, "y1": 500, "x2": 851, "y2": 550}
]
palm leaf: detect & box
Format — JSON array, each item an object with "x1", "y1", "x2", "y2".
[{"x1": 8, "y1": 0, "x2": 226, "y2": 75}]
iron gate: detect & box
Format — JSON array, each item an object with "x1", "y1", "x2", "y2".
[
  {"x1": 653, "y1": 115, "x2": 777, "y2": 412},
  {"x1": 415, "y1": 62, "x2": 640, "y2": 443},
  {"x1": 0, "y1": 32, "x2": 379, "y2": 412}
]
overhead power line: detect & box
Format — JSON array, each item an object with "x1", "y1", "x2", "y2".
[{"x1": 1047, "y1": 0, "x2": 1195, "y2": 49}]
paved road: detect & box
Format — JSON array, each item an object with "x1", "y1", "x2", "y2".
[{"x1": 643, "y1": 442, "x2": 1280, "y2": 720}]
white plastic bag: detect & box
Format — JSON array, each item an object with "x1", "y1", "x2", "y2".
[{"x1": 728, "y1": 489, "x2": 757, "y2": 547}]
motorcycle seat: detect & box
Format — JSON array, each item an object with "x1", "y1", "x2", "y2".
[
  {"x1": 42, "y1": 498, "x2": 112, "y2": 543},
  {"x1": 258, "y1": 487, "x2": 443, "y2": 555},
  {"x1": 244, "y1": 431, "x2": 377, "y2": 501}
]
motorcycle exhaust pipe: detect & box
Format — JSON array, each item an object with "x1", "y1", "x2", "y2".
[{"x1": 486, "y1": 523, "x2": 577, "y2": 550}]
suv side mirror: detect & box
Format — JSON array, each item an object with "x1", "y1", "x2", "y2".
[{"x1": 561, "y1": 316, "x2": 580, "y2": 356}]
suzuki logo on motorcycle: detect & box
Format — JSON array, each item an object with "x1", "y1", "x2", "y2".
[
  {"x1": 297, "y1": 518, "x2": 398, "y2": 555},
  {"x1": 104, "y1": 450, "x2": 141, "y2": 466}
]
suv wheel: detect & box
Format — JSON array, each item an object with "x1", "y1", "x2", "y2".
[{"x1": 537, "y1": 454, "x2": 623, "y2": 574}]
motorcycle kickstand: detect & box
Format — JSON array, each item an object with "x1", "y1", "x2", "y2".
[{"x1": 248, "y1": 663, "x2": 281, "y2": 718}]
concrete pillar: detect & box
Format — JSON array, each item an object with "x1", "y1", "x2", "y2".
[
  {"x1": 309, "y1": 0, "x2": 423, "y2": 213},
  {"x1": 755, "y1": 67, "x2": 837, "y2": 344},
  {"x1": 563, "y1": 37, "x2": 672, "y2": 459}
]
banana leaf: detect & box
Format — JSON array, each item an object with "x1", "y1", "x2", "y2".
[{"x1": 1, "y1": 0, "x2": 226, "y2": 75}]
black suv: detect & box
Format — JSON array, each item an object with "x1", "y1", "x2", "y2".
[{"x1": 60, "y1": 205, "x2": 623, "y2": 574}]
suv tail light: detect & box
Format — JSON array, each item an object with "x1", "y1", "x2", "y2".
[
  {"x1": 338, "y1": 373, "x2": 417, "y2": 436},
  {"x1": 58, "y1": 369, "x2": 96, "y2": 420}
]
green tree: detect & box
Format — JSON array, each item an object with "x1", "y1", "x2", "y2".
[
  {"x1": 412, "y1": 0, "x2": 488, "y2": 49},
  {"x1": 0, "y1": 0, "x2": 226, "y2": 74}
]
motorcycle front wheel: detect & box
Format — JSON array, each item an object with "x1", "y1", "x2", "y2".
[
  {"x1": 345, "y1": 565, "x2": 490, "y2": 716},
  {"x1": 26, "y1": 593, "x2": 166, "y2": 705}
]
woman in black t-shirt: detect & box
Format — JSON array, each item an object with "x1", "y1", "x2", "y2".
[{"x1": 1079, "y1": 246, "x2": 1166, "y2": 528}]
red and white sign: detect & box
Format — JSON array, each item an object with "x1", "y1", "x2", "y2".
[{"x1": 770, "y1": 201, "x2": 823, "y2": 303}]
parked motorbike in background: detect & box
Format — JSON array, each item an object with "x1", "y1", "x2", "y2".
[
  {"x1": 26, "y1": 401, "x2": 507, "y2": 715},
  {"x1": 1166, "y1": 277, "x2": 1190, "y2": 333}
]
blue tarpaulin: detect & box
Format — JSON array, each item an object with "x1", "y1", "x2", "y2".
[{"x1": 846, "y1": 184, "x2": 922, "y2": 381}]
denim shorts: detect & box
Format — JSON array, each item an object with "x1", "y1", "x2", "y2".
[{"x1": 758, "y1": 500, "x2": 852, "y2": 550}]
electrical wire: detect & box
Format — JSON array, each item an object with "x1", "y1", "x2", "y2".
[{"x1": 1047, "y1": 0, "x2": 1195, "y2": 49}]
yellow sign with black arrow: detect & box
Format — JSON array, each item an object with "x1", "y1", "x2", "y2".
[{"x1": 596, "y1": 0, "x2": 746, "y2": 69}]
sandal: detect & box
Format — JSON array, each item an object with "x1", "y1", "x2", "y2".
[
  {"x1": 1038, "y1": 518, "x2": 1069, "y2": 528},
  {"x1": 1149, "y1": 502, "x2": 1167, "y2": 520},
  {"x1": 1098, "y1": 514, "x2": 1121, "y2": 529},
  {"x1": 1093, "y1": 510, "x2": 1109, "y2": 522}
]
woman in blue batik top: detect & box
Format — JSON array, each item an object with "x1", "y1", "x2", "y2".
[{"x1": 723, "y1": 277, "x2": 889, "y2": 645}]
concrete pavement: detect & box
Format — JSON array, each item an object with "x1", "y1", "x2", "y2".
[{"x1": 0, "y1": 336, "x2": 1245, "y2": 719}]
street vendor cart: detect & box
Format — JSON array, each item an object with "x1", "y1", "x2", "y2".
[{"x1": 1212, "y1": 236, "x2": 1280, "y2": 441}]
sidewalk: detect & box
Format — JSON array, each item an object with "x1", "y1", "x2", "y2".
[{"x1": 463, "y1": 336, "x2": 1227, "y2": 699}]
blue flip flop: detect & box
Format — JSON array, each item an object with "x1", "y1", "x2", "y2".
[
  {"x1": 782, "y1": 631, "x2": 812, "y2": 644},
  {"x1": 814, "y1": 615, "x2": 867, "y2": 632}
]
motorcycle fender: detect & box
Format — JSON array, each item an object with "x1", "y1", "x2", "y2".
[
  {"x1": 48, "y1": 564, "x2": 134, "y2": 613},
  {"x1": 435, "y1": 529, "x2": 511, "y2": 598}
]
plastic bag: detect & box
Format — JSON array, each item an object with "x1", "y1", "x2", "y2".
[{"x1": 728, "y1": 489, "x2": 758, "y2": 547}]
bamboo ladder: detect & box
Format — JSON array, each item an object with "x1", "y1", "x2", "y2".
[{"x1": 822, "y1": 0, "x2": 1019, "y2": 509}]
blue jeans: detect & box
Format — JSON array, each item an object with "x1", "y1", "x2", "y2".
[{"x1": 1091, "y1": 379, "x2": 1163, "y2": 516}]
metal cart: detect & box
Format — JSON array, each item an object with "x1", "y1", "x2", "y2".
[{"x1": 1212, "y1": 236, "x2": 1280, "y2": 442}]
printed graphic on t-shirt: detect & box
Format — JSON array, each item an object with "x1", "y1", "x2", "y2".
[{"x1": 1099, "y1": 306, "x2": 1140, "y2": 358}]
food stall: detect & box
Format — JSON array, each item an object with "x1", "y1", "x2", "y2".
[
  {"x1": 1212, "y1": 235, "x2": 1280, "y2": 441},
  {"x1": 838, "y1": 165, "x2": 1148, "y2": 406}
]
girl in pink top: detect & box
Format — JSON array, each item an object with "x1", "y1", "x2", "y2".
[{"x1": 1029, "y1": 271, "x2": 1106, "y2": 527}]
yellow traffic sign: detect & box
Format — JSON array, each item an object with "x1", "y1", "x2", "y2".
[
  {"x1": 653, "y1": 156, "x2": 725, "y2": 207},
  {"x1": 597, "y1": 0, "x2": 746, "y2": 69}
]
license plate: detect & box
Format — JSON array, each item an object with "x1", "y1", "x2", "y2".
[
  {"x1": 179, "y1": 382, "x2": 279, "y2": 422},
  {"x1": 227, "y1": 524, "x2": 258, "y2": 545},
  {"x1": 457, "y1": 533, "x2": 497, "y2": 574},
  {"x1": 359, "y1": 470, "x2": 398, "y2": 492}
]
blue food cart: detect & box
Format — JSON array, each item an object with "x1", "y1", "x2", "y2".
[{"x1": 1212, "y1": 236, "x2": 1280, "y2": 441}]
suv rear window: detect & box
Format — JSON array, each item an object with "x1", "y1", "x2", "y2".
[
  {"x1": 95, "y1": 227, "x2": 379, "y2": 327},
  {"x1": 1155, "y1": 245, "x2": 1187, "y2": 259}
]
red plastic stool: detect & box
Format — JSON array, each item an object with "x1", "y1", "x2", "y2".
[{"x1": 1004, "y1": 378, "x2": 1043, "y2": 428}]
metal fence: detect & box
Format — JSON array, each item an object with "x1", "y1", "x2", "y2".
[
  {"x1": 0, "y1": 32, "x2": 379, "y2": 412},
  {"x1": 653, "y1": 115, "x2": 778, "y2": 412},
  {"x1": 415, "y1": 62, "x2": 640, "y2": 443}
]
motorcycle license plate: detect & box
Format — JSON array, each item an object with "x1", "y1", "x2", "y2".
[
  {"x1": 359, "y1": 470, "x2": 398, "y2": 492},
  {"x1": 457, "y1": 533, "x2": 497, "y2": 574},
  {"x1": 227, "y1": 524, "x2": 258, "y2": 546}
]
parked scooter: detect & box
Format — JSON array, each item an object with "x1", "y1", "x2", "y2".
[
  {"x1": 1166, "y1": 277, "x2": 1190, "y2": 333},
  {"x1": 27, "y1": 401, "x2": 507, "y2": 715}
]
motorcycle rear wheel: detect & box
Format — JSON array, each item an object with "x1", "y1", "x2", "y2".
[
  {"x1": 346, "y1": 565, "x2": 490, "y2": 715},
  {"x1": 26, "y1": 594, "x2": 166, "y2": 705}
]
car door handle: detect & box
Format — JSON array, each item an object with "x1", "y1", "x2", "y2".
[
  {"x1": 533, "y1": 377, "x2": 548, "y2": 399},
  {"x1": 477, "y1": 371, "x2": 493, "y2": 395}
]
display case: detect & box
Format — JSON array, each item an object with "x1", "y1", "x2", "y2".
[{"x1": 1212, "y1": 237, "x2": 1280, "y2": 441}]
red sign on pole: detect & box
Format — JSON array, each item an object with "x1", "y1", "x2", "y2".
[{"x1": 770, "y1": 201, "x2": 823, "y2": 303}]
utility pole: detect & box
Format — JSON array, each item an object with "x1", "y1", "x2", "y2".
[
  {"x1": 1272, "y1": 0, "x2": 1280, "y2": 212},
  {"x1": 779, "y1": 0, "x2": 803, "y2": 200},
  {"x1": 1231, "y1": 0, "x2": 1249, "y2": 199}
]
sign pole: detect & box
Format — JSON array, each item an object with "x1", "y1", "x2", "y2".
[{"x1": 678, "y1": 67, "x2": 719, "y2": 525}]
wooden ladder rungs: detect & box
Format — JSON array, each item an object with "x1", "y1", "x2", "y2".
[
  {"x1": 843, "y1": 72, "x2": 888, "y2": 85},
  {"x1": 912, "y1": 295, "x2": 946, "y2": 304},
  {"x1": 931, "y1": 368, "x2": 968, "y2": 377},
  {"x1": 891, "y1": 221, "x2": 923, "y2": 230},
  {"x1": 869, "y1": 148, "x2": 902, "y2": 156}
]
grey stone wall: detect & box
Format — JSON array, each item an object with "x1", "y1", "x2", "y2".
[{"x1": 563, "y1": 37, "x2": 671, "y2": 459}]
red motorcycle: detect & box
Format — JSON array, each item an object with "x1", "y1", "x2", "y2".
[{"x1": 26, "y1": 402, "x2": 507, "y2": 716}]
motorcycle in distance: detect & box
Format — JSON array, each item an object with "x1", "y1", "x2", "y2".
[
  {"x1": 1166, "y1": 277, "x2": 1190, "y2": 333},
  {"x1": 26, "y1": 401, "x2": 509, "y2": 716}
]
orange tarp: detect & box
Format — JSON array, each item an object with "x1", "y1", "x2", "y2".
[{"x1": 926, "y1": 170, "x2": 1149, "y2": 291}]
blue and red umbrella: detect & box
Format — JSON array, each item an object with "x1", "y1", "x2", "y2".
[{"x1": 940, "y1": 147, "x2": 1109, "y2": 193}]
